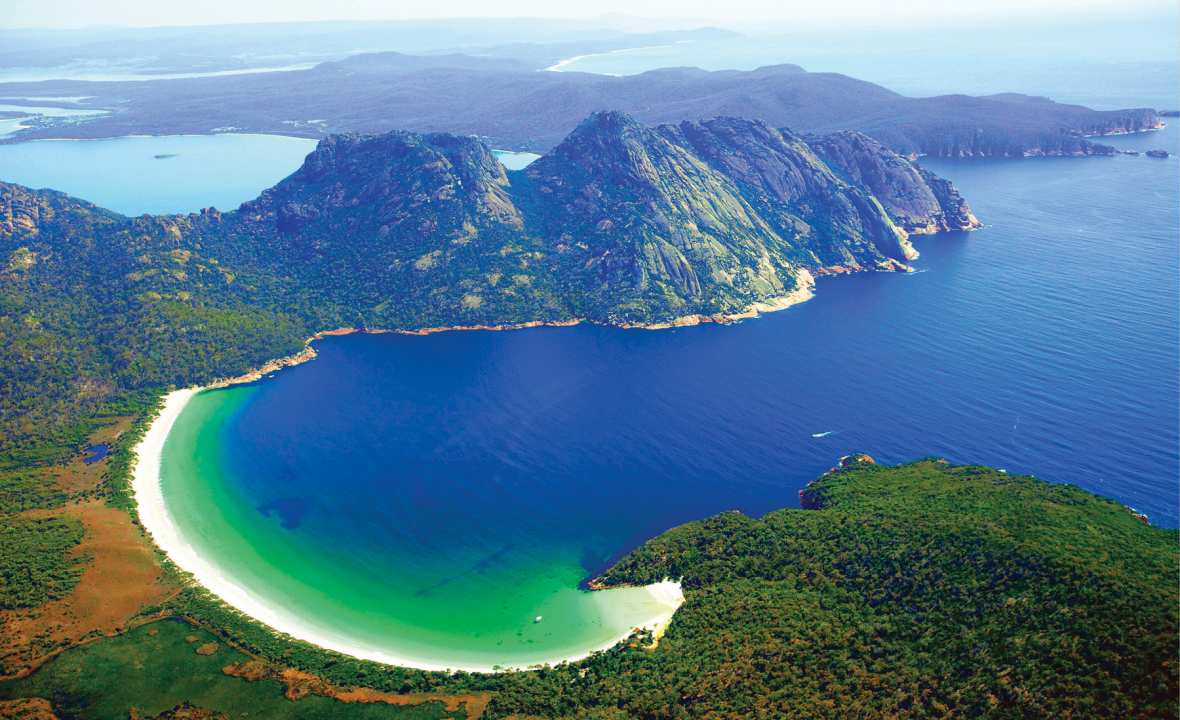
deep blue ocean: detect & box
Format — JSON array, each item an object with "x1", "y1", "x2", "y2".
[{"x1": 212, "y1": 120, "x2": 1178, "y2": 585}]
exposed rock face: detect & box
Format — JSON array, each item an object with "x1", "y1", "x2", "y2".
[
  {"x1": 1, "y1": 112, "x2": 982, "y2": 446},
  {"x1": 520, "y1": 112, "x2": 916, "y2": 319},
  {"x1": 916, "y1": 168, "x2": 981, "y2": 231},
  {"x1": 524, "y1": 111, "x2": 786, "y2": 314},
  {"x1": 246, "y1": 131, "x2": 521, "y2": 240},
  {"x1": 810, "y1": 131, "x2": 981, "y2": 233},
  {"x1": 839, "y1": 452, "x2": 878, "y2": 468},
  {"x1": 208, "y1": 111, "x2": 973, "y2": 324},
  {"x1": 0, "y1": 183, "x2": 120, "y2": 242},
  {"x1": 664, "y1": 117, "x2": 917, "y2": 265}
]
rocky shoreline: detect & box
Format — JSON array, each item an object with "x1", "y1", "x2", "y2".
[
  {"x1": 203, "y1": 328, "x2": 378, "y2": 390},
  {"x1": 198, "y1": 270, "x2": 826, "y2": 392},
  {"x1": 197, "y1": 225, "x2": 993, "y2": 396}
]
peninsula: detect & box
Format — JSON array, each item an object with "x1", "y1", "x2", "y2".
[
  {"x1": 0, "y1": 111, "x2": 978, "y2": 449},
  {"x1": 0, "y1": 60, "x2": 1160, "y2": 158}
]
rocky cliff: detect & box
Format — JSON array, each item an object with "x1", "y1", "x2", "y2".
[
  {"x1": 519, "y1": 113, "x2": 917, "y2": 320},
  {"x1": 810, "y1": 131, "x2": 981, "y2": 233},
  {"x1": 3, "y1": 112, "x2": 981, "y2": 334}
]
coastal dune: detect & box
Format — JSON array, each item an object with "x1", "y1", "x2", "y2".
[{"x1": 131, "y1": 387, "x2": 685, "y2": 673}]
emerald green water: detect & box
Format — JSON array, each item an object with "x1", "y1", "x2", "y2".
[{"x1": 159, "y1": 383, "x2": 673, "y2": 671}]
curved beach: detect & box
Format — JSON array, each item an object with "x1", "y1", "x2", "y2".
[{"x1": 131, "y1": 387, "x2": 684, "y2": 673}]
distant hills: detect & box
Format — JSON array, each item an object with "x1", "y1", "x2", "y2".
[
  {"x1": 2, "y1": 58, "x2": 1160, "y2": 158},
  {"x1": 0, "y1": 21, "x2": 734, "y2": 78},
  {"x1": 0, "y1": 112, "x2": 976, "y2": 451}
]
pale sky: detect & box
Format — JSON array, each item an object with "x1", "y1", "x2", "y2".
[{"x1": 1, "y1": 0, "x2": 1171, "y2": 31}]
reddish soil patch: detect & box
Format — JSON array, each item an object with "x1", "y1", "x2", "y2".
[
  {"x1": 0, "y1": 697, "x2": 58, "y2": 719},
  {"x1": 335, "y1": 686, "x2": 493, "y2": 720},
  {"x1": 0, "y1": 498, "x2": 179, "y2": 676},
  {"x1": 222, "y1": 661, "x2": 493, "y2": 719}
]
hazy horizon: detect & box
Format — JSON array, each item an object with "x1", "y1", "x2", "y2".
[{"x1": 3, "y1": 0, "x2": 1176, "y2": 33}]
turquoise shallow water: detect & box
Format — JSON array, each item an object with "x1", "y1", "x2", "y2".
[{"x1": 160, "y1": 386, "x2": 676, "y2": 670}]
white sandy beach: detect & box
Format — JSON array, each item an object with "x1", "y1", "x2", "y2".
[
  {"x1": 131, "y1": 387, "x2": 684, "y2": 673},
  {"x1": 543, "y1": 44, "x2": 677, "y2": 73}
]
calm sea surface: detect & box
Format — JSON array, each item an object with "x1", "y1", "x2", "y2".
[
  {"x1": 158, "y1": 124, "x2": 1178, "y2": 667},
  {"x1": 0, "y1": 133, "x2": 317, "y2": 215},
  {"x1": 0, "y1": 103, "x2": 1173, "y2": 667}
]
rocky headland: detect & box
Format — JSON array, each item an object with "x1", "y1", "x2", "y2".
[{"x1": 1, "y1": 111, "x2": 979, "y2": 446}]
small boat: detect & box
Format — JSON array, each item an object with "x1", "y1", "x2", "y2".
[{"x1": 534, "y1": 615, "x2": 543, "y2": 623}]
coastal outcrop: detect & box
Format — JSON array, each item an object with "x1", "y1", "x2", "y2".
[
  {"x1": 211, "y1": 112, "x2": 976, "y2": 326},
  {"x1": 519, "y1": 113, "x2": 917, "y2": 320},
  {"x1": 577, "y1": 458, "x2": 1177, "y2": 719},
  {"x1": 810, "y1": 131, "x2": 981, "y2": 232}
]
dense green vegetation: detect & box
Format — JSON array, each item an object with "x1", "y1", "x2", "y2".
[
  {"x1": 0, "y1": 515, "x2": 84, "y2": 609},
  {"x1": 0, "y1": 187, "x2": 310, "y2": 456},
  {"x1": 576, "y1": 458, "x2": 1178, "y2": 717},
  {"x1": 0, "y1": 470, "x2": 65, "y2": 514}
]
